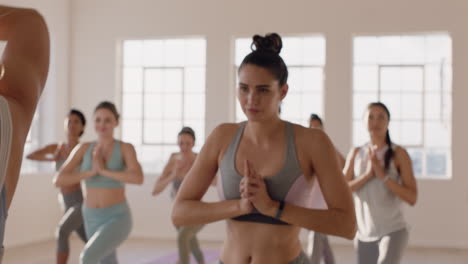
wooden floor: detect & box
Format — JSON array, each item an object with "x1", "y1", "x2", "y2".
[{"x1": 4, "y1": 238, "x2": 468, "y2": 264}]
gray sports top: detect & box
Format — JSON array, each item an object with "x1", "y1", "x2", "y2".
[{"x1": 217, "y1": 122, "x2": 328, "y2": 225}]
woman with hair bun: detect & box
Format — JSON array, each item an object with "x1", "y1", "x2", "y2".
[{"x1": 172, "y1": 33, "x2": 356, "y2": 264}]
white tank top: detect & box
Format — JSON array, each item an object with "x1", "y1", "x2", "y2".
[{"x1": 353, "y1": 144, "x2": 407, "y2": 241}]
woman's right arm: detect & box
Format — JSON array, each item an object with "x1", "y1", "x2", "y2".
[
  {"x1": 343, "y1": 147, "x2": 374, "y2": 192},
  {"x1": 172, "y1": 124, "x2": 252, "y2": 227},
  {"x1": 53, "y1": 143, "x2": 95, "y2": 187},
  {"x1": 152, "y1": 154, "x2": 176, "y2": 195},
  {"x1": 26, "y1": 144, "x2": 58, "y2": 161}
]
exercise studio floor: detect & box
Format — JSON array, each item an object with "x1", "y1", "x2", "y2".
[{"x1": 4, "y1": 238, "x2": 468, "y2": 264}]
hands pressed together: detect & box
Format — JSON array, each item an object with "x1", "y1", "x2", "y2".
[
  {"x1": 366, "y1": 146, "x2": 386, "y2": 180},
  {"x1": 238, "y1": 160, "x2": 279, "y2": 217}
]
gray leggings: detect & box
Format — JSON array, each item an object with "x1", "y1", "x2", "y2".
[
  {"x1": 57, "y1": 190, "x2": 87, "y2": 253},
  {"x1": 218, "y1": 251, "x2": 310, "y2": 264},
  {"x1": 177, "y1": 225, "x2": 205, "y2": 264},
  {"x1": 307, "y1": 232, "x2": 335, "y2": 264},
  {"x1": 356, "y1": 228, "x2": 409, "y2": 264}
]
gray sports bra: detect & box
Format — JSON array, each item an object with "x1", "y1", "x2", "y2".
[{"x1": 217, "y1": 122, "x2": 327, "y2": 225}]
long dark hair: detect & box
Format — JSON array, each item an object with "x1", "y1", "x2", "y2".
[
  {"x1": 239, "y1": 33, "x2": 288, "y2": 86},
  {"x1": 368, "y1": 102, "x2": 393, "y2": 171}
]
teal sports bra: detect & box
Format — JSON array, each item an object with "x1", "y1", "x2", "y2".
[{"x1": 80, "y1": 141, "x2": 125, "y2": 188}]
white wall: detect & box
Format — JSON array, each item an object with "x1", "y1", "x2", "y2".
[{"x1": 6, "y1": 0, "x2": 468, "y2": 250}]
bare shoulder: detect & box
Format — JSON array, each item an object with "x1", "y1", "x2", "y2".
[
  {"x1": 120, "y1": 141, "x2": 135, "y2": 151},
  {"x1": 393, "y1": 144, "x2": 410, "y2": 160},
  {"x1": 291, "y1": 123, "x2": 328, "y2": 146},
  {"x1": 206, "y1": 122, "x2": 241, "y2": 146}
]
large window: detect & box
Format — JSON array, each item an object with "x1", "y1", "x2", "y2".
[
  {"x1": 353, "y1": 34, "x2": 452, "y2": 179},
  {"x1": 122, "y1": 38, "x2": 206, "y2": 173},
  {"x1": 234, "y1": 36, "x2": 325, "y2": 126}
]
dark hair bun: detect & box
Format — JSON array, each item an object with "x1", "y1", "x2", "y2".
[
  {"x1": 178, "y1": 126, "x2": 196, "y2": 141},
  {"x1": 251, "y1": 33, "x2": 283, "y2": 54}
]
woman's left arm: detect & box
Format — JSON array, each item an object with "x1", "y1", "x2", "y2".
[
  {"x1": 99, "y1": 142, "x2": 144, "y2": 185},
  {"x1": 380, "y1": 147, "x2": 418, "y2": 206}
]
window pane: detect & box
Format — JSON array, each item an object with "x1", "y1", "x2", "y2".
[
  {"x1": 185, "y1": 67, "x2": 205, "y2": 92},
  {"x1": 425, "y1": 121, "x2": 450, "y2": 148},
  {"x1": 143, "y1": 120, "x2": 163, "y2": 144},
  {"x1": 400, "y1": 36, "x2": 425, "y2": 64},
  {"x1": 282, "y1": 93, "x2": 301, "y2": 121},
  {"x1": 140, "y1": 145, "x2": 162, "y2": 172},
  {"x1": 144, "y1": 69, "x2": 164, "y2": 93},
  {"x1": 121, "y1": 38, "x2": 206, "y2": 174},
  {"x1": 234, "y1": 38, "x2": 251, "y2": 66},
  {"x1": 303, "y1": 67, "x2": 323, "y2": 92},
  {"x1": 288, "y1": 67, "x2": 303, "y2": 92},
  {"x1": 354, "y1": 66, "x2": 378, "y2": 92},
  {"x1": 380, "y1": 67, "x2": 402, "y2": 92},
  {"x1": 354, "y1": 37, "x2": 378, "y2": 64},
  {"x1": 400, "y1": 121, "x2": 422, "y2": 146},
  {"x1": 164, "y1": 69, "x2": 183, "y2": 93},
  {"x1": 353, "y1": 93, "x2": 378, "y2": 119},
  {"x1": 401, "y1": 93, "x2": 423, "y2": 120},
  {"x1": 184, "y1": 93, "x2": 205, "y2": 120},
  {"x1": 162, "y1": 93, "x2": 182, "y2": 119},
  {"x1": 353, "y1": 33, "x2": 452, "y2": 179},
  {"x1": 303, "y1": 37, "x2": 325, "y2": 65},
  {"x1": 122, "y1": 93, "x2": 142, "y2": 119},
  {"x1": 388, "y1": 120, "x2": 402, "y2": 145},
  {"x1": 143, "y1": 40, "x2": 164, "y2": 67},
  {"x1": 378, "y1": 36, "x2": 402, "y2": 64},
  {"x1": 380, "y1": 92, "x2": 402, "y2": 120},
  {"x1": 302, "y1": 92, "x2": 323, "y2": 120},
  {"x1": 401, "y1": 67, "x2": 423, "y2": 92},
  {"x1": 426, "y1": 149, "x2": 447, "y2": 177},
  {"x1": 144, "y1": 93, "x2": 163, "y2": 120},
  {"x1": 407, "y1": 148, "x2": 423, "y2": 176},
  {"x1": 122, "y1": 119, "x2": 142, "y2": 145},
  {"x1": 282, "y1": 37, "x2": 302, "y2": 65},
  {"x1": 123, "y1": 40, "x2": 143, "y2": 66},
  {"x1": 425, "y1": 35, "x2": 452, "y2": 64},
  {"x1": 162, "y1": 121, "x2": 183, "y2": 143},
  {"x1": 163, "y1": 39, "x2": 185, "y2": 66},
  {"x1": 353, "y1": 120, "x2": 368, "y2": 147},
  {"x1": 186, "y1": 39, "x2": 206, "y2": 66},
  {"x1": 123, "y1": 68, "x2": 143, "y2": 92},
  {"x1": 425, "y1": 64, "x2": 442, "y2": 92}
]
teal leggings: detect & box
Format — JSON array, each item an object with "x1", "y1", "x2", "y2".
[{"x1": 80, "y1": 202, "x2": 132, "y2": 264}]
